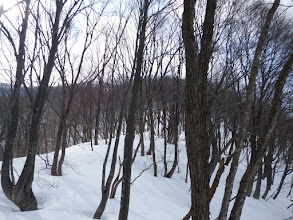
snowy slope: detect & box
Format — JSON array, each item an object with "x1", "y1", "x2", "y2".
[{"x1": 0, "y1": 134, "x2": 292, "y2": 220}]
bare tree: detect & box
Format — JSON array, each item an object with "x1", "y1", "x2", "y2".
[
  {"x1": 51, "y1": 3, "x2": 98, "y2": 176},
  {"x1": 1, "y1": 0, "x2": 86, "y2": 211},
  {"x1": 219, "y1": 1, "x2": 280, "y2": 219},
  {"x1": 182, "y1": 0, "x2": 217, "y2": 219},
  {"x1": 118, "y1": 0, "x2": 149, "y2": 219},
  {"x1": 229, "y1": 51, "x2": 293, "y2": 220},
  {"x1": 93, "y1": 6, "x2": 133, "y2": 218},
  {"x1": 1, "y1": 0, "x2": 31, "y2": 210}
]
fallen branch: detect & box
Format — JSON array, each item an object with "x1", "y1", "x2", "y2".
[{"x1": 131, "y1": 163, "x2": 153, "y2": 184}]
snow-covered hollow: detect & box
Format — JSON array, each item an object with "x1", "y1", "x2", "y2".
[{"x1": 0, "y1": 134, "x2": 292, "y2": 219}]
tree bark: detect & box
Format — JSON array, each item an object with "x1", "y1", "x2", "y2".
[{"x1": 182, "y1": 0, "x2": 217, "y2": 219}]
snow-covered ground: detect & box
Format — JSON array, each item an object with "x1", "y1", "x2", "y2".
[{"x1": 0, "y1": 134, "x2": 292, "y2": 219}]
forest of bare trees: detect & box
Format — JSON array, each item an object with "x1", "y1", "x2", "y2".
[{"x1": 0, "y1": 0, "x2": 293, "y2": 219}]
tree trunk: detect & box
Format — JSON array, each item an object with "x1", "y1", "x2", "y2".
[
  {"x1": 94, "y1": 50, "x2": 127, "y2": 219},
  {"x1": 93, "y1": 96, "x2": 125, "y2": 218},
  {"x1": 218, "y1": 149, "x2": 241, "y2": 220},
  {"x1": 210, "y1": 158, "x2": 225, "y2": 201},
  {"x1": 51, "y1": 88, "x2": 76, "y2": 176},
  {"x1": 2, "y1": 0, "x2": 64, "y2": 211},
  {"x1": 118, "y1": 1, "x2": 149, "y2": 219},
  {"x1": 161, "y1": 72, "x2": 168, "y2": 177},
  {"x1": 94, "y1": 76, "x2": 104, "y2": 145},
  {"x1": 247, "y1": 111, "x2": 257, "y2": 197},
  {"x1": 1, "y1": 0, "x2": 30, "y2": 207},
  {"x1": 182, "y1": 0, "x2": 217, "y2": 219},
  {"x1": 253, "y1": 163, "x2": 262, "y2": 199},
  {"x1": 166, "y1": 76, "x2": 180, "y2": 178},
  {"x1": 273, "y1": 163, "x2": 289, "y2": 200},
  {"x1": 51, "y1": 118, "x2": 65, "y2": 176},
  {"x1": 149, "y1": 106, "x2": 157, "y2": 177},
  {"x1": 139, "y1": 77, "x2": 145, "y2": 156},
  {"x1": 12, "y1": 0, "x2": 63, "y2": 209},
  {"x1": 163, "y1": 106, "x2": 168, "y2": 177},
  {"x1": 57, "y1": 126, "x2": 68, "y2": 176},
  {"x1": 262, "y1": 144, "x2": 273, "y2": 199}
]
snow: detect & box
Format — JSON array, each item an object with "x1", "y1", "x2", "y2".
[{"x1": 0, "y1": 134, "x2": 292, "y2": 219}]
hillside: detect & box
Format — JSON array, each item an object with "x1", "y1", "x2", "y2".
[{"x1": 0, "y1": 134, "x2": 292, "y2": 220}]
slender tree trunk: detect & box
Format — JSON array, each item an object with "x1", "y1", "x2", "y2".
[
  {"x1": 139, "y1": 79, "x2": 145, "y2": 156},
  {"x1": 94, "y1": 76, "x2": 104, "y2": 145},
  {"x1": 247, "y1": 111, "x2": 257, "y2": 197},
  {"x1": 93, "y1": 48, "x2": 126, "y2": 219},
  {"x1": 166, "y1": 76, "x2": 180, "y2": 178},
  {"x1": 118, "y1": 1, "x2": 149, "y2": 219},
  {"x1": 51, "y1": 118, "x2": 65, "y2": 176},
  {"x1": 210, "y1": 158, "x2": 225, "y2": 201},
  {"x1": 149, "y1": 105, "x2": 157, "y2": 177},
  {"x1": 163, "y1": 106, "x2": 168, "y2": 177},
  {"x1": 93, "y1": 88, "x2": 127, "y2": 219},
  {"x1": 273, "y1": 163, "x2": 289, "y2": 199},
  {"x1": 161, "y1": 71, "x2": 168, "y2": 177},
  {"x1": 57, "y1": 126, "x2": 68, "y2": 176},
  {"x1": 51, "y1": 89, "x2": 76, "y2": 176},
  {"x1": 262, "y1": 144, "x2": 273, "y2": 199},
  {"x1": 219, "y1": 149, "x2": 241, "y2": 220},
  {"x1": 94, "y1": 54, "x2": 126, "y2": 219},
  {"x1": 249, "y1": 83, "x2": 264, "y2": 197}
]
